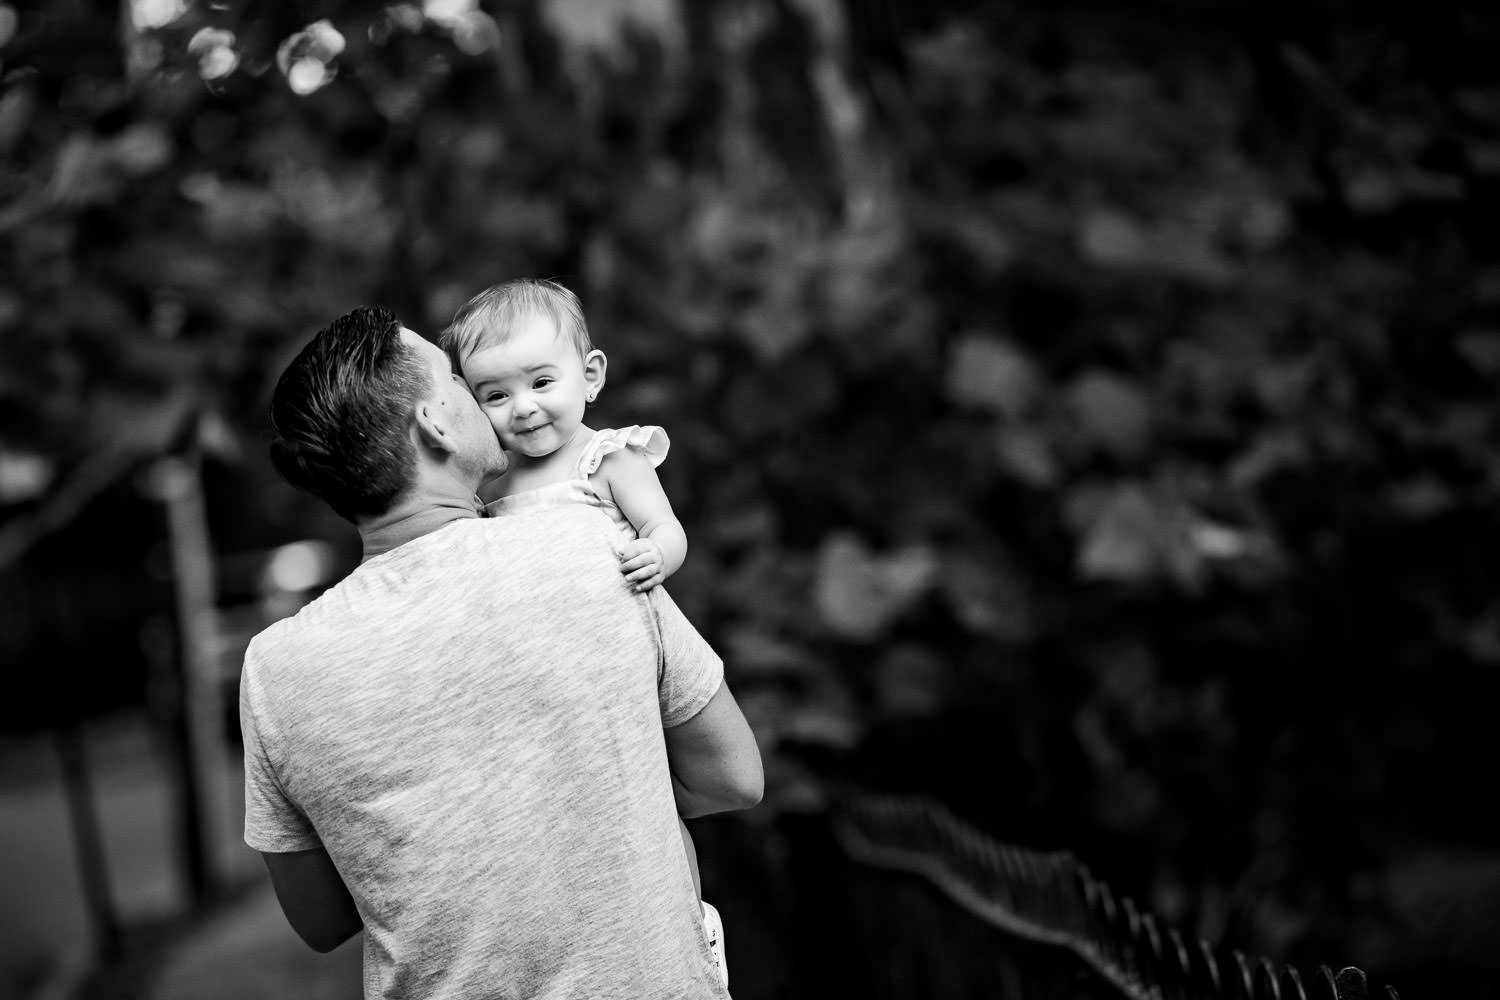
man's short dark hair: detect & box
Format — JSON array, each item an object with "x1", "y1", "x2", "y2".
[{"x1": 269, "y1": 306, "x2": 431, "y2": 523}]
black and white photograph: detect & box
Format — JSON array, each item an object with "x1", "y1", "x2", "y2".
[{"x1": 2, "y1": 1, "x2": 1497, "y2": 998}]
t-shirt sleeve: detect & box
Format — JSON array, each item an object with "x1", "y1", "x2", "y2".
[
  {"x1": 648, "y1": 586, "x2": 724, "y2": 728},
  {"x1": 239, "y1": 641, "x2": 322, "y2": 853}
]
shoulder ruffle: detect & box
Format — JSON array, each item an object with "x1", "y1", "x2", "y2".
[{"x1": 575, "y1": 425, "x2": 670, "y2": 478}]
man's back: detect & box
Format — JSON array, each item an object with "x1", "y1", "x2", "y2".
[{"x1": 240, "y1": 506, "x2": 728, "y2": 999}]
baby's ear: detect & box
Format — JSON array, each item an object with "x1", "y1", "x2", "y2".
[{"x1": 583, "y1": 349, "x2": 608, "y2": 401}]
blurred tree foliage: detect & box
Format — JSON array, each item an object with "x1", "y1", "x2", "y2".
[{"x1": 4, "y1": 0, "x2": 1500, "y2": 980}]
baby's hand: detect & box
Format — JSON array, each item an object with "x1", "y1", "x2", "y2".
[{"x1": 620, "y1": 538, "x2": 666, "y2": 593}]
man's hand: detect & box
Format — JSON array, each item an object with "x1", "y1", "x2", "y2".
[{"x1": 620, "y1": 537, "x2": 666, "y2": 592}]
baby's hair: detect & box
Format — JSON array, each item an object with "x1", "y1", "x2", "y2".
[{"x1": 440, "y1": 277, "x2": 593, "y2": 378}]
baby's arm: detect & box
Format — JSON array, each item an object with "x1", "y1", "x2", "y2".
[{"x1": 597, "y1": 447, "x2": 687, "y2": 592}]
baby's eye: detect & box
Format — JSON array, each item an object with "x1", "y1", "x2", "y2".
[
  {"x1": 533, "y1": 377, "x2": 555, "y2": 389},
  {"x1": 484, "y1": 391, "x2": 508, "y2": 403}
]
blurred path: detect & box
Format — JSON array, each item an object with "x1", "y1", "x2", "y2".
[
  {"x1": 0, "y1": 711, "x2": 360, "y2": 1000},
  {"x1": 139, "y1": 882, "x2": 361, "y2": 1000}
]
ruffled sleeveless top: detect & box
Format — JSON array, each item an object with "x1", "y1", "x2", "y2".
[{"x1": 483, "y1": 426, "x2": 669, "y2": 542}]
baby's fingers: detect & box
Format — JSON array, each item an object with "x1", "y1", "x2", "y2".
[
  {"x1": 619, "y1": 552, "x2": 654, "y2": 572},
  {"x1": 623, "y1": 559, "x2": 660, "y2": 580},
  {"x1": 628, "y1": 567, "x2": 665, "y2": 592}
]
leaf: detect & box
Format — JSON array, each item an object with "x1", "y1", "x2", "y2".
[
  {"x1": 945, "y1": 333, "x2": 1043, "y2": 417},
  {"x1": 1074, "y1": 485, "x2": 1158, "y2": 582},
  {"x1": 814, "y1": 532, "x2": 938, "y2": 642},
  {"x1": 937, "y1": 549, "x2": 1035, "y2": 642},
  {"x1": 822, "y1": 213, "x2": 911, "y2": 337},
  {"x1": 181, "y1": 173, "x2": 282, "y2": 239},
  {"x1": 1251, "y1": 358, "x2": 1320, "y2": 417},
  {"x1": 1385, "y1": 477, "x2": 1454, "y2": 519},
  {"x1": 109, "y1": 124, "x2": 173, "y2": 176},
  {"x1": 0, "y1": 84, "x2": 35, "y2": 155},
  {"x1": 1063, "y1": 369, "x2": 1152, "y2": 459},
  {"x1": 872, "y1": 644, "x2": 950, "y2": 718},
  {"x1": 1227, "y1": 429, "x2": 1309, "y2": 488},
  {"x1": 721, "y1": 626, "x2": 819, "y2": 678},
  {"x1": 991, "y1": 424, "x2": 1057, "y2": 487},
  {"x1": 739, "y1": 291, "x2": 814, "y2": 362},
  {"x1": 49, "y1": 134, "x2": 120, "y2": 206},
  {"x1": 541, "y1": 0, "x2": 682, "y2": 65},
  {"x1": 781, "y1": 702, "x2": 862, "y2": 749},
  {"x1": 1455, "y1": 328, "x2": 1500, "y2": 375},
  {"x1": 0, "y1": 291, "x2": 19, "y2": 333},
  {"x1": 1070, "y1": 481, "x2": 1205, "y2": 589},
  {"x1": 924, "y1": 203, "x2": 1017, "y2": 277},
  {"x1": 1077, "y1": 209, "x2": 1234, "y2": 286},
  {"x1": 274, "y1": 167, "x2": 398, "y2": 253}
]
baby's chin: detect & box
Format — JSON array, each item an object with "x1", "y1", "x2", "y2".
[{"x1": 501, "y1": 439, "x2": 543, "y2": 457}]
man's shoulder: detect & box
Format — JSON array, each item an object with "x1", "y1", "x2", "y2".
[
  {"x1": 475, "y1": 503, "x2": 623, "y2": 560},
  {"x1": 242, "y1": 598, "x2": 320, "y2": 670},
  {"x1": 474, "y1": 506, "x2": 643, "y2": 611},
  {"x1": 480, "y1": 501, "x2": 618, "y2": 532},
  {"x1": 242, "y1": 572, "x2": 358, "y2": 667}
]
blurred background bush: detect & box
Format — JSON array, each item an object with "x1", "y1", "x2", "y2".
[{"x1": 3, "y1": 0, "x2": 1499, "y2": 997}]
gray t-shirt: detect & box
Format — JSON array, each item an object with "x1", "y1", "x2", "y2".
[{"x1": 240, "y1": 505, "x2": 728, "y2": 999}]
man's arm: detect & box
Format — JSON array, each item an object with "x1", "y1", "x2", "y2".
[
  {"x1": 665, "y1": 682, "x2": 764, "y2": 818},
  {"x1": 260, "y1": 847, "x2": 363, "y2": 952}
]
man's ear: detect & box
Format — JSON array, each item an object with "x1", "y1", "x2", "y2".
[
  {"x1": 413, "y1": 402, "x2": 459, "y2": 455},
  {"x1": 583, "y1": 349, "x2": 607, "y2": 401}
]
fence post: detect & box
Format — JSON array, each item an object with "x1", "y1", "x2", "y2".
[
  {"x1": 54, "y1": 725, "x2": 122, "y2": 965},
  {"x1": 148, "y1": 447, "x2": 233, "y2": 902}
]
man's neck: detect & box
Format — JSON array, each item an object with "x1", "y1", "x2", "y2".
[{"x1": 358, "y1": 495, "x2": 480, "y2": 563}]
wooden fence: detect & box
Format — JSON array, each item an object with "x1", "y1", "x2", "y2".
[{"x1": 826, "y1": 789, "x2": 1400, "y2": 1000}]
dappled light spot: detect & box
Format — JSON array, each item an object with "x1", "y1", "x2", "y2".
[
  {"x1": 423, "y1": 0, "x2": 472, "y2": 24},
  {"x1": 286, "y1": 58, "x2": 328, "y2": 95},
  {"x1": 367, "y1": 0, "x2": 498, "y2": 54},
  {"x1": 367, "y1": 3, "x2": 419, "y2": 46},
  {"x1": 129, "y1": 0, "x2": 186, "y2": 31},
  {"x1": 276, "y1": 20, "x2": 345, "y2": 96},
  {"x1": 447, "y1": 12, "x2": 498, "y2": 55},
  {"x1": 421, "y1": 0, "x2": 499, "y2": 55},
  {"x1": 188, "y1": 27, "x2": 238, "y2": 81},
  {"x1": 0, "y1": 5, "x2": 16, "y2": 49},
  {"x1": 0, "y1": 450, "x2": 52, "y2": 505},
  {"x1": 260, "y1": 541, "x2": 338, "y2": 594}
]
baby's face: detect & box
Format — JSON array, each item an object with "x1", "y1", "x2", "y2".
[{"x1": 463, "y1": 313, "x2": 598, "y2": 460}]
